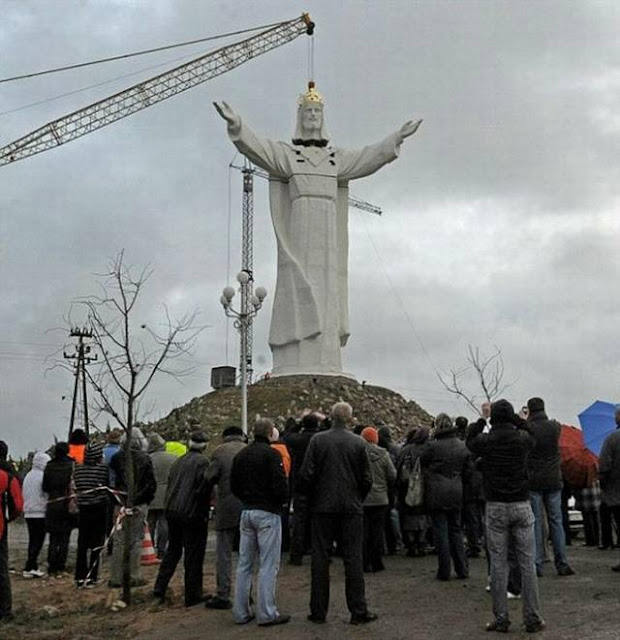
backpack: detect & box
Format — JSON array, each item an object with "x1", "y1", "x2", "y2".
[{"x1": 405, "y1": 456, "x2": 424, "y2": 508}]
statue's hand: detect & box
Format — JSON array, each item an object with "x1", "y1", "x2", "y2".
[
  {"x1": 213, "y1": 101, "x2": 240, "y2": 129},
  {"x1": 400, "y1": 119, "x2": 423, "y2": 139}
]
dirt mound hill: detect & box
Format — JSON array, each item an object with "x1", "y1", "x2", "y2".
[{"x1": 142, "y1": 374, "x2": 433, "y2": 447}]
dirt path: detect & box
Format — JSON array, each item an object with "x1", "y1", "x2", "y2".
[{"x1": 5, "y1": 520, "x2": 620, "y2": 639}]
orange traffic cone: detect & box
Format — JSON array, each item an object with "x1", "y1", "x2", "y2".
[{"x1": 140, "y1": 524, "x2": 160, "y2": 566}]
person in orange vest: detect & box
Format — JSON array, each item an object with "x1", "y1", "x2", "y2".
[
  {"x1": 68, "y1": 429, "x2": 88, "y2": 464},
  {"x1": 270, "y1": 428, "x2": 292, "y2": 554},
  {"x1": 270, "y1": 428, "x2": 291, "y2": 477}
]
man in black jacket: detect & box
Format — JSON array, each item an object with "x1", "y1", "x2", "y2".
[
  {"x1": 153, "y1": 431, "x2": 211, "y2": 607},
  {"x1": 467, "y1": 399, "x2": 545, "y2": 634},
  {"x1": 287, "y1": 412, "x2": 322, "y2": 565},
  {"x1": 526, "y1": 397, "x2": 575, "y2": 577},
  {"x1": 230, "y1": 418, "x2": 290, "y2": 627},
  {"x1": 298, "y1": 401, "x2": 376, "y2": 625}
]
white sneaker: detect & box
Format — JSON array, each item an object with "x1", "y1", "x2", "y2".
[
  {"x1": 30, "y1": 569, "x2": 46, "y2": 578},
  {"x1": 22, "y1": 570, "x2": 34, "y2": 579},
  {"x1": 507, "y1": 591, "x2": 521, "y2": 600}
]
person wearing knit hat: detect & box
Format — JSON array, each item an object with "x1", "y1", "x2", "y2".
[
  {"x1": 361, "y1": 427, "x2": 379, "y2": 444},
  {"x1": 153, "y1": 430, "x2": 211, "y2": 607},
  {"x1": 467, "y1": 399, "x2": 545, "y2": 633},
  {"x1": 74, "y1": 441, "x2": 109, "y2": 587},
  {"x1": 189, "y1": 431, "x2": 208, "y2": 451},
  {"x1": 361, "y1": 426, "x2": 396, "y2": 573},
  {"x1": 421, "y1": 413, "x2": 470, "y2": 582},
  {"x1": 434, "y1": 413, "x2": 457, "y2": 435}
]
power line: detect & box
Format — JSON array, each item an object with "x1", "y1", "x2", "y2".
[
  {"x1": 0, "y1": 21, "x2": 283, "y2": 85},
  {"x1": 0, "y1": 340, "x2": 60, "y2": 347},
  {"x1": 0, "y1": 49, "x2": 202, "y2": 118}
]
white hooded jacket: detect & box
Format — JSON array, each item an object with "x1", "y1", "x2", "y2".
[{"x1": 22, "y1": 451, "x2": 50, "y2": 518}]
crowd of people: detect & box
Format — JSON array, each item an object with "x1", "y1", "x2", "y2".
[{"x1": 1, "y1": 398, "x2": 619, "y2": 632}]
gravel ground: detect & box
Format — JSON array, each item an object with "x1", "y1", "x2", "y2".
[{"x1": 4, "y1": 520, "x2": 620, "y2": 640}]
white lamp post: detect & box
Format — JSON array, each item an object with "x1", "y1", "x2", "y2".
[{"x1": 220, "y1": 271, "x2": 267, "y2": 434}]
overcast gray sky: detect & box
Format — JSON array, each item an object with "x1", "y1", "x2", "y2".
[{"x1": 2, "y1": 1, "x2": 619, "y2": 455}]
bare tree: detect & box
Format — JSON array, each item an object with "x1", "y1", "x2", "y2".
[
  {"x1": 75, "y1": 251, "x2": 202, "y2": 604},
  {"x1": 438, "y1": 344, "x2": 511, "y2": 416}
]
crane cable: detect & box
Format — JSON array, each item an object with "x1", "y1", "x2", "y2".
[
  {"x1": 0, "y1": 20, "x2": 285, "y2": 85},
  {"x1": 0, "y1": 48, "x2": 205, "y2": 117},
  {"x1": 361, "y1": 215, "x2": 442, "y2": 380},
  {"x1": 306, "y1": 24, "x2": 316, "y2": 85},
  {"x1": 224, "y1": 153, "x2": 239, "y2": 365}
]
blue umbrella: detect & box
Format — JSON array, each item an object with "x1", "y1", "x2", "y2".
[{"x1": 578, "y1": 400, "x2": 620, "y2": 456}]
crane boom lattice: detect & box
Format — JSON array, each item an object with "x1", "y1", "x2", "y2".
[{"x1": 0, "y1": 14, "x2": 314, "y2": 166}]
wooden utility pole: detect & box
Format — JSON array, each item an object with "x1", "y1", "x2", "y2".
[{"x1": 64, "y1": 327, "x2": 97, "y2": 438}]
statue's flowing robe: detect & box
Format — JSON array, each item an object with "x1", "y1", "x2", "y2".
[{"x1": 228, "y1": 120, "x2": 402, "y2": 375}]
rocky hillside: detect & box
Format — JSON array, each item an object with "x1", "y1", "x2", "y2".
[{"x1": 142, "y1": 374, "x2": 433, "y2": 446}]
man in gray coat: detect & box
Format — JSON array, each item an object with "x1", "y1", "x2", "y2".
[
  {"x1": 299, "y1": 402, "x2": 375, "y2": 625},
  {"x1": 147, "y1": 434, "x2": 176, "y2": 558},
  {"x1": 204, "y1": 426, "x2": 247, "y2": 609}
]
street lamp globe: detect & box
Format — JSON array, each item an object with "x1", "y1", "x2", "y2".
[
  {"x1": 222, "y1": 286, "x2": 236, "y2": 302},
  {"x1": 255, "y1": 286, "x2": 267, "y2": 301},
  {"x1": 237, "y1": 271, "x2": 250, "y2": 285}
]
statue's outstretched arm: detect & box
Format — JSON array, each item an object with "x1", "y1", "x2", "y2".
[{"x1": 214, "y1": 101, "x2": 287, "y2": 177}]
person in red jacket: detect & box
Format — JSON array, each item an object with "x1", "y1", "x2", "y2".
[{"x1": 0, "y1": 440, "x2": 25, "y2": 621}]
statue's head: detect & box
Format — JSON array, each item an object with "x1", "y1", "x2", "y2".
[{"x1": 293, "y1": 82, "x2": 329, "y2": 146}]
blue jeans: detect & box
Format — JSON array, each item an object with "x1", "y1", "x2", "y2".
[
  {"x1": 529, "y1": 489, "x2": 569, "y2": 573},
  {"x1": 233, "y1": 510, "x2": 282, "y2": 625},
  {"x1": 486, "y1": 501, "x2": 543, "y2": 627}
]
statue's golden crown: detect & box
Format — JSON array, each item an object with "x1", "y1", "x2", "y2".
[{"x1": 298, "y1": 81, "x2": 324, "y2": 106}]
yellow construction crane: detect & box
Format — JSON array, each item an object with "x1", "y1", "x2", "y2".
[{"x1": 0, "y1": 13, "x2": 314, "y2": 166}]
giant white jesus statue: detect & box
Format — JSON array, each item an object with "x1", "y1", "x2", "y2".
[{"x1": 214, "y1": 83, "x2": 421, "y2": 377}]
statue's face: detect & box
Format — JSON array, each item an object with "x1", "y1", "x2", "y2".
[{"x1": 301, "y1": 104, "x2": 323, "y2": 134}]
